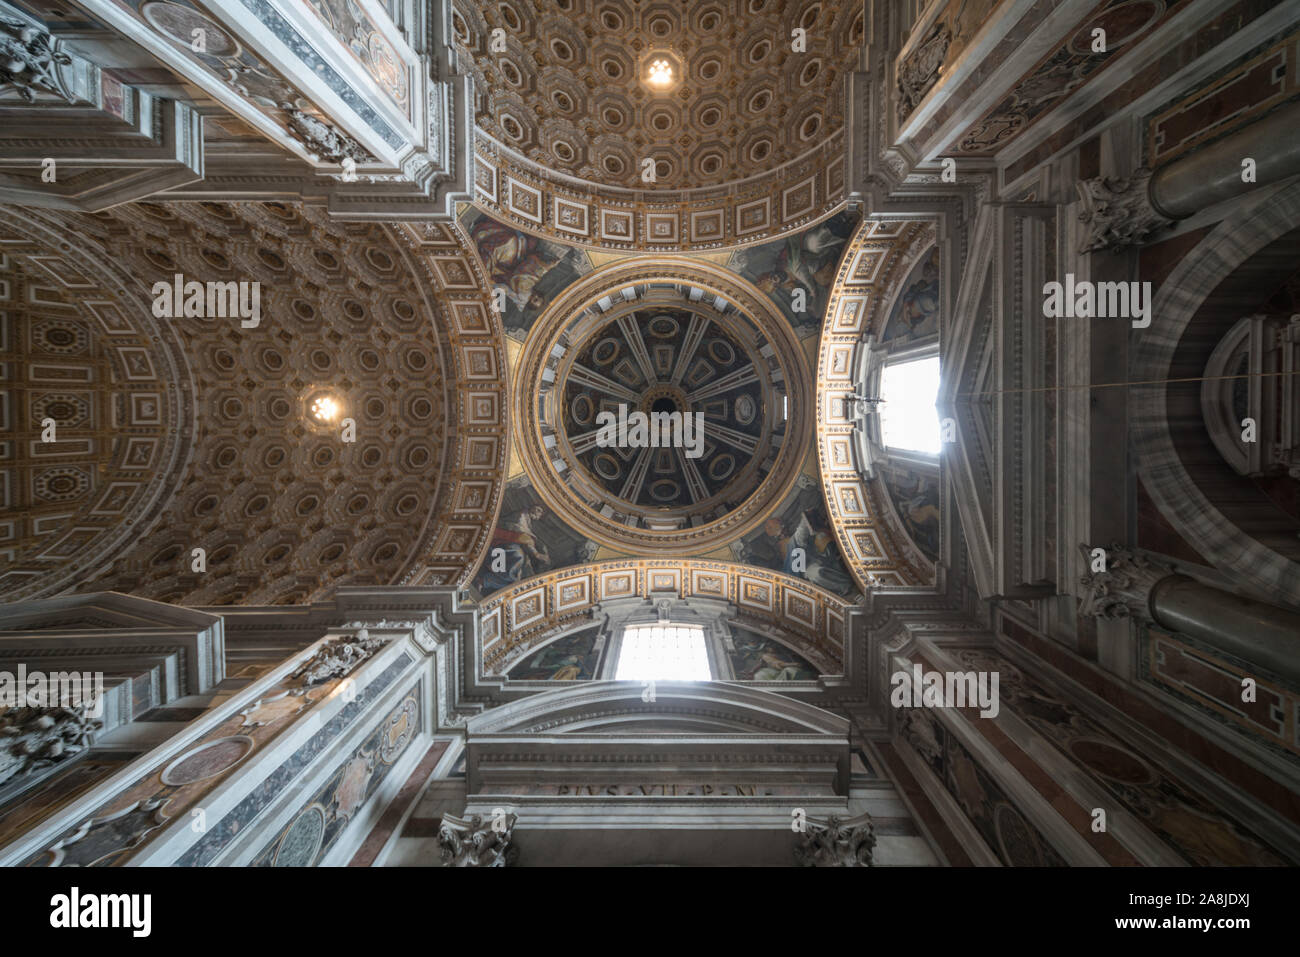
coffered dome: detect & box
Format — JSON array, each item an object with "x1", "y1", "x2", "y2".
[
  {"x1": 514, "y1": 259, "x2": 811, "y2": 554},
  {"x1": 452, "y1": 0, "x2": 864, "y2": 193}
]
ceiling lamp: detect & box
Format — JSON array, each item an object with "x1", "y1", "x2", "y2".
[
  {"x1": 648, "y1": 59, "x2": 673, "y2": 86},
  {"x1": 309, "y1": 394, "x2": 341, "y2": 423}
]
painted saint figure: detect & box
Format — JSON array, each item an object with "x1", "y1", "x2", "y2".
[{"x1": 481, "y1": 504, "x2": 551, "y2": 592}]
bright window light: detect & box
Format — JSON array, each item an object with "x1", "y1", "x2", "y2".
[
  {"x1": 615, "y1": 624, "x2": 711, "y2": 681},
  {"x1": 879, "y1": 356, "x2": 941, "y2": 454}
]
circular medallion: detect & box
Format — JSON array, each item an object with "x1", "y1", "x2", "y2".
[
  {"x1": 161, "y1": 735, "x2": 254, "y2": 786},
  {"x1": 273, "y1": 805, "x2": 326, "y2": 866}
]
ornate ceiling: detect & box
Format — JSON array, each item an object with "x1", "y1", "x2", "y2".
[
  {"x1": 452, "y1": 0, "x2": 864, "y2": 193},
  {"x1": 456, "y1": 0, "x2": 861, "y2": 253},
  {"x1": 559, "y1": 304, "x2": 774, "y2": 513},
  {"x1": 0, "y1": 202, "x2": 509, "y2": 605},
  {"x1": 512, "y1": 257, "x2": 812, "y2": 555},
  {"x1": 0, "y1": 213, "x2": 192, "y2": 601}
]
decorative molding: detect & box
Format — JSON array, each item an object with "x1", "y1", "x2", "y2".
[
  {"x1": 392, "y1": 219, "x2": 510, "y2": 587},
  {"x1": 478, "y1": 560, "x2": 851, "y2": 677},
  {"x1": 470, "y1": 133, "x2": 850, "y2": 253},
  {"x1": 815, "y1": 217, "x2": 936, "y2": 590}
]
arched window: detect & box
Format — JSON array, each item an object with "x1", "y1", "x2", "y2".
[
  {"x1": 879, "y1": 355, "x2": 942, "y2": 454},
  {"x1": 614, "y1": 623, "x2": 711, "y2": 681}
]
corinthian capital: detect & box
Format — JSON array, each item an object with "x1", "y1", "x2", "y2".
[
  {"x1": 438, "y1": 812, "x2": 518, "y2": 867},
  {"x1": 795, "y1": 812, "x2": 876, "y2": 867},
  {"x1": 1076, "y1": 168, "x2": 1174, "y2": 253},
  {"x1": 0, "y1": 17, "x2": 75, "y2": 102},
  {"x1": 1077, "y1": 544, "x2": 1175, "y2": 621}
]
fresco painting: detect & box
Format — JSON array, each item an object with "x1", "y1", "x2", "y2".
[
  {"x1": 881, "y1": 246, "x2": 940, "y2": 342},
  {"x1": 883, "y1": 469, "x2": 941, "y2": 563},
  {"x1": 734, "y1": 479, "x2": 857, "y2": 598},
  {"x1": 472, "y1": 477, "x2": 599, "y2": 598},
  {"x1": 508, "y1": 628, "x2": 601, "y2": 680},
  {"x1": 460, "y1": 207, "x2": 591, "y2": 339},
  {"x1": 728, "y1": 628, "x2": 819, "y2": 681},
  {"x1": 730, "y1": 210, "x2": 859, "y2": 334}
]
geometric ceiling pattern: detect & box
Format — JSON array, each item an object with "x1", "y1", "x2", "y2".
[
  {"x1": 453, "y1": 0, "x2": 864, "y2": 192},
  {"x1": 0, "y1": 212, "x2": 192, "y2": 602},
  {"x1": 512, "y1": 256, "x2": 812, "y2": 555},
  {"x1": 560, "y1": 305, "x2": 775, "y2": 512},
  {"x1": 456, "y1": 0, "x2": 862, "y2": 252},
  {"x1": 0, "y1": 202, "x2": 508, "y2": 605}
]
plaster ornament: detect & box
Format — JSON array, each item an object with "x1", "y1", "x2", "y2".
[{"x1": 0, "y1": 704, "x2": 101, "y2": 788}]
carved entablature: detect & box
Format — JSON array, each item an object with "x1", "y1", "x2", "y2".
[{"x1": 51, "y1": 0, "x2": 470, "y2": 218}]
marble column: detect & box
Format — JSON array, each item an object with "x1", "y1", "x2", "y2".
[
  {"x1": 1077, "y1": 101, "x2": 1300, "y2": 252},
  {"x1": 1079, "y1": 545, "x2": 1300, "y2": 684}
]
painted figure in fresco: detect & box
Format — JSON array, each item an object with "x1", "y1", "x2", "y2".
[
  {"x1": 893, "y1": 472, "x2": 941, "y2": 560},
  {"x1": 523, "y1": 652, "x2": 585, "y2": 681},
  {"x1": 894, "y1": 252, "x2": 940, "y2": 339},
  {"x1": 511, "y1": 632, "x2": 598, "y2": 680},
  {"x1": 732, "y1": 635, "x2": 816, "y2": 681},
  {"x1": 785, "y1": 507, "x2": 854, "y2": 595},
  {"x1": 480, "y1": 504, "x2": 551, "y2": 592},
  {"x1": 744, "y1": 516, "x2": 790, "y2": 571},
  {"x1": 753, "y1": 223, "x2": 843, "y2": 319},
  {"x1": 469, "y1": 217, "x2": 557, "y2": 314}
]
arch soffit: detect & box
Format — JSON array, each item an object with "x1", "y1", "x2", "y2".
[
  {"x1": 815, "y1": 217, "x2": 938, "y2": 590},
  {"x1": 1132, "y1": 181, "x2": 1300, "y2": 603}
]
